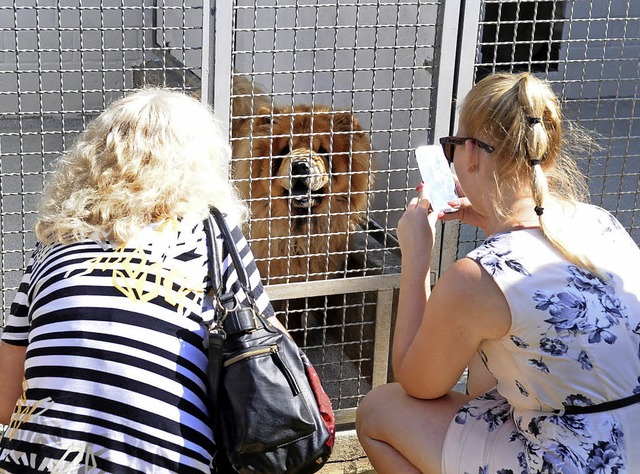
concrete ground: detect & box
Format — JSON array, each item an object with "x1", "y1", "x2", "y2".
[{"x1": 320, "y1": 430, "x2": 375, "y2": 474}]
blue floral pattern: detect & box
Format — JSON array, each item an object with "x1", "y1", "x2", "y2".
[
  {"x1": 446, "y1": 206, "x2": 640, "y2": 473},
  {"x1": 455, "y1": 391, "x2": 511, "y2": 431}
]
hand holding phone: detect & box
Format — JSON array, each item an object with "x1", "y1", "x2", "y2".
[{"x1": 415, "y1": 145, "x2": 459, "y2": 213}]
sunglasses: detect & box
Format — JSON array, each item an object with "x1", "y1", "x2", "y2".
[{"x1": 439, "y1": 136, "x2": 495, "y2": 163}]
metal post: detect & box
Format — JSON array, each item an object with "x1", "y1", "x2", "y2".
[
  {"x1": 212, "y1": 2, "x2": 233, "y2": 139},
  {"x1": 455, "y1": 0, "x2": 483, "y2": 128},
  {"x1": 432, "y1": 0, "x2": 466, "y2": 274},
  {"x1": 433, "y1": 0, "x2": 463, "y2": 139},
  {"x1": 201, "y1": 0, "x2": 215, "y2": 107}
]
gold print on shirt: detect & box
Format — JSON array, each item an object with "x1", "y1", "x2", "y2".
[
  {"x1": 112, "y1": 247, "x2": 164, "y2": 303},
  {"x1": 7, "y1": 379, "x2": 52, "y2": 442},
  {"x1": 50, "y1": 442, "x2": 98, "y2": 473},
  {"x1": 65, "y1": 219, "x2": 203, "y2": 314}
]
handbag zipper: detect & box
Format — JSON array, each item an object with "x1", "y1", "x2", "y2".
[
  {"x1": 224, "y1": 344, "x2": 301, "y2": 396},
  {"x1": 272, "y1": 348, "x2": 302, "y2": 396},
  {"x1": 224, "y1": 345, "x2": 278, "y2": 367}
]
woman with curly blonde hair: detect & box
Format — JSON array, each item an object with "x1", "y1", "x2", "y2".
[
  {"x1": 36, "y1": 87, "x2": 247, "y2": 244},
  {"x1": 356, "y1": 72, "x2": 640, "y2": 473},
  {"x1": 0, "y1": 88, "x2": 284, "y2": 472}
]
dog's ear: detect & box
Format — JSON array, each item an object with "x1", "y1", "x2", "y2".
[
  {"x1": 253, "y1": 106, "x2": 273, "y2": 127},
  {"x1": 332, "y1": 112, "x2": 371, "y2": 148},
  {"x1": 254, "y1": 105, "x2": 289, "y2": 128},
  {"x1": 332, "y1": 111, "x2": 362, "y2": 132}
]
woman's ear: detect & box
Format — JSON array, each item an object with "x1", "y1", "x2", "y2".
[{"x1": 465, "y1": 139, "x2": 479, "y2": 173}]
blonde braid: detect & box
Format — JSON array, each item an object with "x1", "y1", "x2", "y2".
[{"x1": 516, "y1": 76, "x2": 604, "y2": 279}]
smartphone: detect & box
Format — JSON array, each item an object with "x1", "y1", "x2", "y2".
[{"x1": 415, "y1": 144, "x2": 459, "y2": 213}]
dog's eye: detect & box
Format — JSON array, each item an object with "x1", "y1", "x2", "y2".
[
  {"x1": 278, "y1": 145, "x2": 290, "y2": 156},
  {"x1": 318, "y1": 146, "x2": 328, "y2": 155},
  {"x1": 271, "y1": 157, "x2": 283, "y2": 176}
]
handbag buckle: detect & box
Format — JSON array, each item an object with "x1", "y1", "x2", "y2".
[
  {"x1": 203, "y1": 321, "x2": 226, "y2": 349},
  {"x1": 222, "y1": 305, "x2": 260, "y2": 335}
]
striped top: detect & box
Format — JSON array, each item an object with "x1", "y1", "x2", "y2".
[{"x1": 0, "y1": 213, "x2": 273, "y2": 473}]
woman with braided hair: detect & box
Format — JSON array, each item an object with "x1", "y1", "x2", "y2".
[{"x1": 356, "y1": 72, "x2": 640, "y2": 473}]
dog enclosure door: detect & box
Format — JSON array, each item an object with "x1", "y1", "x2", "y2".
[{"x1": 209, "y1": 0, "x2": 460, "y2": 425}]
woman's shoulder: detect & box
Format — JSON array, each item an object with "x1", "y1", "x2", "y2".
[
  {"x1": 572, "y1": 201, "x2": 609, "y2": 220},
  {"x1": 574, "y1": 202, "x2": 626, "y2": 231},
  {"x1": 442, "y1": 258, "x2": 496, "y2": 301},
  {"x1": 435, "y1": 257, "x2": 512, "y2": 339}
]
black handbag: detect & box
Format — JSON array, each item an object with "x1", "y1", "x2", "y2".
[{"x1": 203, "y1": 208, "x2": 335, "y2": 474}]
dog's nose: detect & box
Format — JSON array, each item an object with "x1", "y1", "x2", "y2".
[
  {"x1": 277, "y1": 148, "x2": 329, "y2": 192},
  {"x1": 291, "y1": 160, "x2": 310, "y2": 176}
]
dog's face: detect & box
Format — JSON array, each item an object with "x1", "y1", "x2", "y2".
[
  {"x1": 231, "y1": 100, "x2": 374, "y2": 281},
  {"x1": 233, "y1": 104, "x2": 372, "y2": 223}
]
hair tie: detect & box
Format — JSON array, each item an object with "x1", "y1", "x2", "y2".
[
  {"x1": 534, "y1": 206, "x2": 544, "y2": 216},
  {"x1": 530, "y1": 159, "x2": 541, "y2": 166},
  {"x1": 527, "y1": 117, "x2": 542, "y2": 125}
]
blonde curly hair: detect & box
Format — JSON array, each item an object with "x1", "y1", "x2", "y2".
[{"x1": 36, "y1": 87, "x2": 248, "y2": 245}]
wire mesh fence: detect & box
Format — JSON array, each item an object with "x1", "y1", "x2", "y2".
[
  {"x1": 227, "y1": 0, "x2": 447, "y2": 416},
  {"x1": 229, "y1": 1, "x2": 442, "y2": 284},
  {"x1": 0, "y1": 0, "x2": 204, "y2": 314}
]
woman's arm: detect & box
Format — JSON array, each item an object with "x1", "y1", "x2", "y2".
[
  {"x1": 392, "y1": 257, "x2": 511, "y2": 400},
  {"x1": 0, "y1": 341, "x2": 26, "y2": 424},
  {"x1": 392, "y1": 180, "x2": 509, "y2": 399},
  {"x1": 391, "y1": 191, "x2": 438, "y2": 373},
  {"x1": 466, "y1": 352, "x2": 497, "y2": 397}
]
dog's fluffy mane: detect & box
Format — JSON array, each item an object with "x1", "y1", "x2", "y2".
[{"x1": 231, "y1": 75, "x2": 374, "y2": 283}]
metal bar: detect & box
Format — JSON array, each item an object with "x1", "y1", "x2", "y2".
[
  {"x1": 440, "y1": 220, "x2": 461, "y2": 274},
  {"x1": 211, "y1": 0, "x2": 233, "y2": 138},
  {"x1": 371, "y1": 288, "x2": 394, "y2": 387},
  {"x1": 433, "y1": 0, "x2": 462, "y2": 139},
  {"x1": 455, "y1": 0, "x2": 483, "y2": 126},
  {"x1": 200, "y1": 0, "x2": 215, "y2": 106},
  {"x1": 334, "y1": 407, "x2": 357, "y2": 426},
  {"x1": 431, "y1": 0, "x2": 465, "y2": 275},
  {"x1": 265, "y1": 274, "x2": 401, "y2": 301},
  {"x1": 436, "y1": 0, "x2": 482, "y2": 268}
]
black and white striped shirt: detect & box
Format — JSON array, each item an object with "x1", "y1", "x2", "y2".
[{"x1": 0, "y1": 213, "x2": 272, "y2": 473}]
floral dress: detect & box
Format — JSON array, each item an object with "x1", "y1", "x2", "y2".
[{"x1": 441, "y1": 203, "x2": 640, "y2": 474}]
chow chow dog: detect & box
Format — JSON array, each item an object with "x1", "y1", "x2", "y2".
[{"x1": 231, "y1": 75, "x2": 374, "y2": 284}]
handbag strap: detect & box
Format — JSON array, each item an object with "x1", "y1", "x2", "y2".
[
  {"x1": 204, "y1": 208, "x2": 273, "y2": 335},
  {"x1": 203, "y1": 213, "x2": 222, "y2": 296},
  {"x1": 202, "y1": 213, "x2": 225, "y2": 422},
  {"x1": 209, "y1": 207, "x2": 250, "y2": 292}
]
